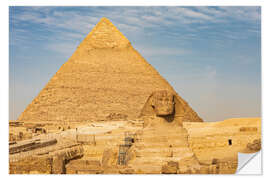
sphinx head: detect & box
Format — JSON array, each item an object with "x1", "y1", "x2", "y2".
[{"x1": 151, "y1": 90, "x2": 175, "y2": 116}]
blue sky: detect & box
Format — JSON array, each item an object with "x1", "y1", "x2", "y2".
[{"x1": 9, "y1": 6, "x2": 261, "y2": 122}]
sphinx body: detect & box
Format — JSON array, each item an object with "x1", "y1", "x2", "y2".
[
  {"x1": 9, "y1": 17, "x2": 261, "y2": 174},
  {"x1": 9, "y1": 90, "x2": 261, "y2": 174},
  {"x1": 125, "y1": 90, "x2": 202, "y2": 173}
]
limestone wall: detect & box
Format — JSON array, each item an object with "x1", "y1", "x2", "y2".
[
  {"x1": 183, "y1": 117, "x2": 261, "y2": 172},
  {"x1": 9, "y1": 156, "x2": 53, "y2": 174}
]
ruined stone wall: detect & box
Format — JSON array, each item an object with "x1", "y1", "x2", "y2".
[
  {"x1": 9, "y1": 156, "x2": 53, "y2": 174},
  {"x1": 9, "y1": 144, "x2": 83, "y2": 174},
  {"x1": 66, "y1": 159, "x2": 104, "y2": 174},
  {"x1": 9, "y1": 139, "x2": 57, "y2": 154},
  {"x1": 183, "y1": 118, "x2": 261, "y2": 171}
]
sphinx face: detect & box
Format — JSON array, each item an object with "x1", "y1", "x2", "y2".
[{"x1": 151, "y1": 91, "x2": 175, "y2": 116}]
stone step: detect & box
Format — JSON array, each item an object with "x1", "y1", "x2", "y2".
[
  {"x1": 65, "y1": 158, "x2": 103, "y2": 174},
  {"x1": 75, "y1": 169, "x2": 104, "y2": 174},
  {"x1": 134, "y1": 142, "x2": 189, "y2": 148},
  {"x1": 131, "y1": 165, "x2": 162, "y2": 174},
  {"x1": 134, "y1": 147, "x2": 193, "y2": 156},
  {"x1": 136, "y1": 134, "x2": 186, "y2": 138},
  {"x1": 134, "y1": 152, "x2": 194, "y2": 160},
  {"x1": 139, "y1": 128, "x2": 188, "y2": 134},
  {"x1": 132, "y1": 152, "x2": 195, "y2": 163},
  {"x1": 136, "y1": 136, "x2": 188, "y2": 142}
]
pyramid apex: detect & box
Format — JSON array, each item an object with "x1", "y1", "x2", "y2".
[
  {"x1": 81, "y1": 17, "x2": 131, "y2": 49},
  {"x1": 99, "y1": 17, "x2": 111, "y2": 23},
  {"x1": 17, "y1": 17, "x2": 203, "y2": 124}
]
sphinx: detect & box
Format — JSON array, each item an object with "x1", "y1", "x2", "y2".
[
  {"x1": 140, "y1": 90, "x2": 199, "y2": 127},
  {"x1": 136, "y1": 90, "x2": 261, "y2": 174}
]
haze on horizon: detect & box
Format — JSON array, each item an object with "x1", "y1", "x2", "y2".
[{"x1": 9, "y1": 6, "x2": 261, "y2": 122}]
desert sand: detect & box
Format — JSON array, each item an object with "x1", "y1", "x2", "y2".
[{"x1": 9, "y1": 18, "x2": 261, "y2": 174}]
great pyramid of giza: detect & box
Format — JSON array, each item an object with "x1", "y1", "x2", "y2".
[{"x1": 17, "y1": 17, "x2": 202, "y2": 124}]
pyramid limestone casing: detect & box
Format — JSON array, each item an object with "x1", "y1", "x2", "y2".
[{"x1": 17, "y1": 18, "x2": 203, "y2": 124}]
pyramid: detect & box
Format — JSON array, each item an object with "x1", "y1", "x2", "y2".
[{"x1": 17, "y1": 18, "x2": 203, "y2": 124}]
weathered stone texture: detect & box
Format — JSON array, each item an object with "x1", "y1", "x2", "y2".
[
  {"x1": 9, "y1": 17, "x2": 260, "y2": 175},
  {"x1": 65, "y1": 159, "x2": 104, "y2": 174},
  {"x1": 52, "y1": 154, "x2": 65, "y2": 174},
  {"x1": 9, "y1": 139, "x2": 57, "y2": 154},
  {"x1": 17, "y1": 18, "x2": 202, "y2": 125},
  {"x1": 183, "y1": 117, "x2": 261, "y2": 173},
  {"x1": 246, "y1": 138, "x2": 261, "y2": 152},
  {"x1": 9, "y1": 156, "x2": 53, "y2": 174}
]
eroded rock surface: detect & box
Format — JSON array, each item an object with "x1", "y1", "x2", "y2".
[
  {"x1": 17, "y1": 18, "x2": 202, "y2": 126},
  {"x1": 10, "y1": 17, "x2": 261, "y2": 174}
]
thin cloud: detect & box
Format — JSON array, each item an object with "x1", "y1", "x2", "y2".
[
  {"x1": 9, "y1": 7, "x2": 261, "y2": 122},
  {"x1": 46, "y1": 42, "x2": 78, "y2": 56},
  {"x1": 136, "y1": 46, "x2": 191, "y2": 57},
  {"x1": 9, "y1": 7, "x2": 261, "y2": 55}
]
